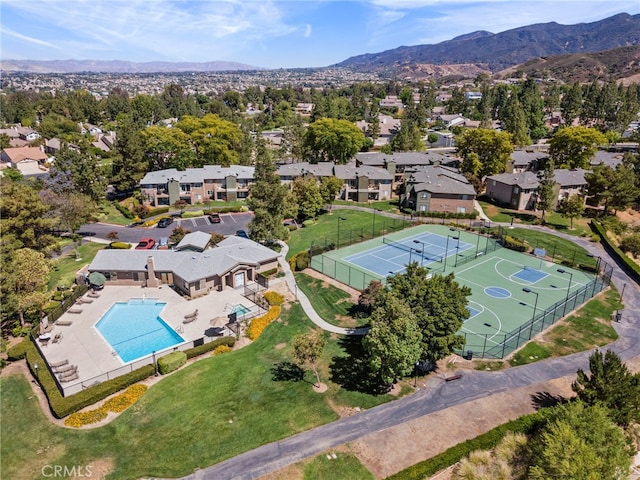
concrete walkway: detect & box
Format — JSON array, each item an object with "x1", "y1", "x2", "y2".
[
  {"x1": 185, "y1": 218, "x2": 640, "y2": 480},
  {"x1": 277, "y1": 242, "x2": 368, "y2": 335}
]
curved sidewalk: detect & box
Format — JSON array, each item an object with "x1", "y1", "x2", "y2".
[{"x1": 277, "y1": 242, "x2": 368, "y2": 335}]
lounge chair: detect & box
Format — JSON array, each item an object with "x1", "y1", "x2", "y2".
[
  {"x1": 58, "y1": 368, "x2": 78, "y2": 379},
  {"x1": 184, "y1": 309, "x2": 198, "y2": 320},
  {"x1": 55, "y1": 319, "x2": 73, "y2": 326},
  {"x1": 88, "y1": 291, "x2": 100, "y2": 298},
  {"x1": 76, "y1": 298, "x2": 93, "y2": 304},
  {"x1": 54, "y1": 364, "x2": 77, "y2": 374},
  {"x1": 182, "y1": 316, "x2": 198, "y2": 324},
  {"x1": 49, "y1": 359, "x2": 68, "y2": 368},
  {"x1": 68, "y1": 308, "x2": 83, "y2": 314},
  {"x1": 52, "y1": 333, "x2": 63, "y2": 344},
  {"x1": 60, "y1": 373, "x2": 79, "y2": 383}
]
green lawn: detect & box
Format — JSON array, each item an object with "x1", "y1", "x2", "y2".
[
  {"x1": 478, "y1": 200, "x2": 591, "y2": 237},
  {"x1": 303, "y1": 452, "x2": 374, "y2": 480},
  {"x1": 332, "y1": 199, "x2": 401, "y2": 213},
  {"x1": 48, "y1": 242, "x2": 107, "y2": 290},
  {"x1": 286, "y1": 209, "x2": 410, "y2": 260},
  {"x1": 295, "y1": 272, "x2": 368, "y2": 328},
  {"x1": 509, "y1": 287, "x2": 620, "y2": 366},
  {"x1": 1, "y1": 303, "x2": 394, "y2": 480},
  {"x1": 505, "y1": 227, "x2": 597, "y2": 267}
]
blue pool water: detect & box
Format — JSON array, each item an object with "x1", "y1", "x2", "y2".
[
  {"x1": 95, "y1": 299, "x2": 184, "y2": 363},
  {"x1": 230, "y1": 304, "x2": 251, "y2": 315}
]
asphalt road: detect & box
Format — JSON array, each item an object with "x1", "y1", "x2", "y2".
[
  {"x1": 181, "y1": 226, "x2": 640, "y2": 480},
  {"x1": 78, "y1": 212, "x2": 253, "y2": 245}
]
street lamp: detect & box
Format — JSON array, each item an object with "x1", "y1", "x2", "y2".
[
  {"x1": 413, "y1": 240, "x2": 426, "y2": 266},
  {"x1": 372, "y1": 208, "x2": 382, "y2": 238},
  {"x1": 587, "y1": 253, "x2": 602, "y2": 274},
  {"x1": 336, "y1": 216, "x2": 347, "y2": 248},
  {"x1": 557, "y1": 268, "x2": 573, "y2": 302},
  {"x1": 33, "y1": 362, "x2": 38, "y2": 380},
  {"x1": 152, "y1": 351, "x2": 158, "y2": 376}
]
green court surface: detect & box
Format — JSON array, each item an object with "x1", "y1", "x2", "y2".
[{"x1": 310, "y1": 225, "x2": 608, "y2": 358}]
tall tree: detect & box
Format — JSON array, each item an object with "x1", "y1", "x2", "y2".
[
  {"x1": 247, "y1": 140, "x2": 294, "y2": 242},
  {"x1": 572, "y1": 349, "x2": 640, "y2": 427},
  {"x1": 6, "y1": 248, "x2": 51, "y2": 326},
  {"x1": 367, "y1": 102, "x2": 381, "y2": 140},
  {"x1": 457, "y1": 129, "x2": 514, "y2": 178},
  {"x1": 141, "y1": 125, "x2": 196, "y2": 171},
  {"x1": 501, "y1": 95, "x2": 531, "y2": 147},
  {"x1": 536, "y1": 159, "x2": 556, "y2": 223},
  {"x1": 390, "y1": 120, "x2": 425, "y2": 152},
  {"x1": 560, "y1": 82, "x2": 583, "y2": 126},
  {"x1": 527, "y1": 402, "x2": 632, "y2": 480},
  {"x1": 549, "y1": 126, "x2": 607, "y2": 170},
  {"x1": 362, "y1": 291, "x2": 423, "y2": 386},
  {"x1": 290, "y1": 329, "x2": 326, "y2": 388},
  {"x1": 291, "y1": 177, "x2": 324, "y2": 220},
  {"x1": 46, "y1": 146, "x2": 107, "y2": 201},
  {"x1": 304, "y1": 118, "x2": 365, "y2": 164},
  {"x1": 177, "y1": 114, "x2": 246, "y2": 166},
  {"x1": 111, "y1": 113, "x2": 147, "y2": 191},
  {"x1": 557, "y1": 194, "x2": 585, "y2": 229},
  {"x1": 518, "y1": 78, "x2": 546, "y2": 141},
  {"x1": 386, "y1": 264, "x2": 470, "y2": 362},
  {"x1": 585, "y1": 164, "x2": 615, "y2": 213},
  {"x1": 318, "y1": 176, "x2": 344, "y2": 212}
]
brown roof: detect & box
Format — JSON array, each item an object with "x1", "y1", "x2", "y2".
[{"x1": 1, "y1": 147, "x2": 48, "y2": 163}]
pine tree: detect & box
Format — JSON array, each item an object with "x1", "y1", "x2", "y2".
[{"x1": 536, "y1": 159, "x2": 556, "y2": 223}]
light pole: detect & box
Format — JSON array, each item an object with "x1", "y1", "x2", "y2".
[
  {"x1": 587, "y1": 253, "x2": 602, "y2": 274},
  {"x1": 444, "y1": 230, "x2": 460, "y2": 270},
  {"x1": 522, "y1": 288, "x2": 539, "y2": 337},
  {"x1": 33, "y1": 362, "x2": 39, "y2": 381},
  {"x1": 152, "y1": 351, "x2": 158, "y2": 376},
  {"x1": 413, "y1": 240, "x2": 426, "y2": 266},
  {"x1": 337, "y1": 216, "x2": 346, "y2": 248},
  {"x1": 372, "y1": 208, "x2": 382, "y2": 238},
  {"x1": 557, "y1": 268, "x2": 573, "y2": 302}
]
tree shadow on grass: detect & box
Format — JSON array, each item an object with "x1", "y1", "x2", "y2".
[
  {"x1": 531, "y1": 390, "x2": 567, "y2": 410},
  {"x1": 329, "y1": 336, "x2": 390, "y2": 395},
  {"x1": 271, "y1": 361, "x2": 305, "y2": 382}
]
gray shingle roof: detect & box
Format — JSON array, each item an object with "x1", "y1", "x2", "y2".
[
  {"x1": 88, "y1": 236, "x2": 278, "y2": 283},
  {"x1": 176, "y1": 231, "x2": 212, "y2": 251},
  {"x1": 408, "y1": 165, "x2": 476, "y2": 195},
  {"x1": 487, "y1": 168, "x2": 588, "y2": 189},
  {"x1": 333, "y1": 164, "x2": 393, "y2": 180},
  {"x1": 510, "y1": 150, "x2": 548, "y2": 167},
  {"x1": 140, "y1": 165, "x2": 255, "y2": 185},
  {"x1": 355, "y1": 151, "x2": 456, "y2": 167},
  {"x1": 276, "y1": 162, "x2": 335, "y2": 177}
]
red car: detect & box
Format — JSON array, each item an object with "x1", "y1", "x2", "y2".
[{"x1": 135, "y1": 238, "x2": 156, "y2": 250}]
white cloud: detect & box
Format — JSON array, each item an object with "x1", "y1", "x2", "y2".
[
  {"x1": 303, "y1": 24, "x2": 312, "y2": 38},
  {"x1": 0, "y1": 27, "x2": 58, "y2": 48}
]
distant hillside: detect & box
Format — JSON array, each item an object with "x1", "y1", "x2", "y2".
[
  {"x1": 497, "y1": 45, "x2": 640, "y2": 83},
  {"x1": 335, "y1": 13, "x2": 640, "y2": 73},
  {"x1": 0, "y1": 59, "x2": 263, "y2": 73}
]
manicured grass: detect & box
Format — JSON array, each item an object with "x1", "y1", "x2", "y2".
[
  {"x1": 48, "y1": 242, "x2": 107, "y2": 290},
  {"x1": 332, "y1": 199, "x2": 400, "y2": 213},
  {"x1": 295, "y1": 272, "x2": 368, "y2": 328},
  {"x1": 95, "y1": 201, "x2": 133, "y2": 225},
  {"x1": 286, "y1": 209, "x2": 410, "y2": 260},
  {"x1": 303, "y1": 452, "x2": 374, "y2": 480},
  {"x1": 479, "y1": 200, "x2": 591, "y2": 236},
  {"x1": 1, "y1": 303, "x2": 395, "y2": 480},
  {"x1": 506, "y1": 227, "x2": 597, "y2": 267},
  {"x1": 509, "y1": 287, "x2": 620, "y2": 366}
]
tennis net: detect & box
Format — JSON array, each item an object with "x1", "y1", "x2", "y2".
[{"x1": 382, "y1": 238, "x2": 443, "y2": 262}]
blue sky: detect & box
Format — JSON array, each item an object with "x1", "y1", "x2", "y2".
[{"x1": 1, "y1": 1, "x2": 638, "y2": 69}]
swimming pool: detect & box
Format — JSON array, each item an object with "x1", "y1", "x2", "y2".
[
  {"x1": 95, "y1": 298, "x2": 184, "y2": 363},
  {"x1": 230, "y1": 304, "x2": 251, "y2": 315}
]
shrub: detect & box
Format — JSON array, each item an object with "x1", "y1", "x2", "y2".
[
  {"x1": 302, "y1": 219, "x2": 315, "y2": 228},
  {"x1": 184, "y1": 336, "x2": 235, "y2": 359},
  {"x1": 246, "y1": 306, "x2": 281, "y2": 340},
  {"x1": 591, "y1": 221, "x2": 640, "y2": 282},
  {"x1": 142, "y1": 206, "x2": 170, "y2": 219},
  {"x1": 212, "y1": 345, "x2": 232, "y2": 356},
  {"x1": 295, "y1": 251, "x2": 310, "y2": 270},
  {"x1": 157, "y1": 351, "x2": 187, "y2": 374},
  {"x1": 181, "y1": 210, "x2": 204, "y2": 219},
  {"x1": 64, "y1": 384, "x2": 148, "y2": 428},
  {"x1": 7, "y1": 338, "x2": 30, "y2": 360},
  {"x1": 260, "y1": 267, "x2": 278, "y2": 277},
  {"x1": 263, "y1": 291, "x2": 285, "y2": 306},
  {"x1": 112, "y1": 201, "x2": 134, "y2": 219},
  {"x1": 620, "y1": 233, "x2": 640, "y2": 258},
  {"x1": 503, "y1": 235, "x2": 528, "y2": 252},
  {"x1": 108, "y1": 241, "x2": 131, "y2": 249},
  {"x1": 239, "y1": 205, "x2": 249, "y2": 212}
]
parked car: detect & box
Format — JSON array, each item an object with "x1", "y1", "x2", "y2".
[
  {"x1": 235, "y1": 230, "x2": 249, "y2": 238},
  {"x1": 157, "y1": 238, "x2": 170, "y2": 250},
  {"x1": 208, "y1": 213, "x2": 221, "y2": 223},
  {"x1": 135, "y1": 238, "x2": 156, "y2": 250},
  {"x1": 157, "y1": 217, "x2": 174, "y2": 228}
]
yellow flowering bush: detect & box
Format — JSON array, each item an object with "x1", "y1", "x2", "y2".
[
  {"x1": 212, "y1": 344, "x2": 232, "y2": 356},
  {"x1": 246, "y1": 306, "x2": 281, "y2": 340},
  {"x1": 263, "y1": 291, "x2": 285, "y2": 306},
  {"x1": 64, "y1": 384, "x2": 148, "y2": 428}
]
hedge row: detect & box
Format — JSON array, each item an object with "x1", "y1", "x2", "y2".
[
  {"x1": 141, "y1": 206, "x2": 170, "y2": 219},
  {"x1": 204, "y1": 206, "x2": 248, "y2": 214},
  {"x1": 246, "y1": 306, "x2": 281, "y2": 340},
  {"x1": 112, "y1": 201, "x2": 134, "y2": 219},
  {"x1": 263, "y1": 291, "x2": 285, "y2": 306},
  {"x1": 591, "y1": 221, "x2": 640, "y2": 283},
  {"x1": 386, "y1": 411, "x2": 545, "y2": 480},
  {"x1": 502, "y1": 235, "x2": 528, "y2": 252},
  {"x1": 413, "y1": 210, "x2": 478, "y2": 220},
  {"x1": 158, "y1": 351, "x2": 187, "y2": 374},
  {"x1": 11, "y1": 338, "x2": 156, "y2": 418},
  {"x1": 184, "y1": 336, "x2": 236, "y2": 359},
  {"x1": 109, "y1": 242, "x2": 131, "y2": 249},
  {"x1": 181, "y1": 210, "x2": 205, "y2": 219}
]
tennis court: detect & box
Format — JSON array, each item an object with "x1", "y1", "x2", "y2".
[{"x1": 310, "y1": 224, "x2": 607, "y2": 358}]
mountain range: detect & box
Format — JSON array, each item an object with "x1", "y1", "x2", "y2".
[{"x1": 1, "y1": 13, "x2": 639, "y2": 77}]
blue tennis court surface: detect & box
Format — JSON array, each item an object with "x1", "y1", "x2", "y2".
[
  {"x1": 467, "y1": 306, "x2": 481, "y2": 318},
  {"x1": 344, "y1": 232, "x2": 474, "y2": 276},
  {"x1": 485, "y1": 286, "x2": 511, "y2": 298},
  {"x1": 512, "y1": 267, "x2": 548, "y2": 284}
]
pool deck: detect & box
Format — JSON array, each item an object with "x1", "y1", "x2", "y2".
[{"x1": 38, "y1": 284, "x2": 261, "y2": 393}]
